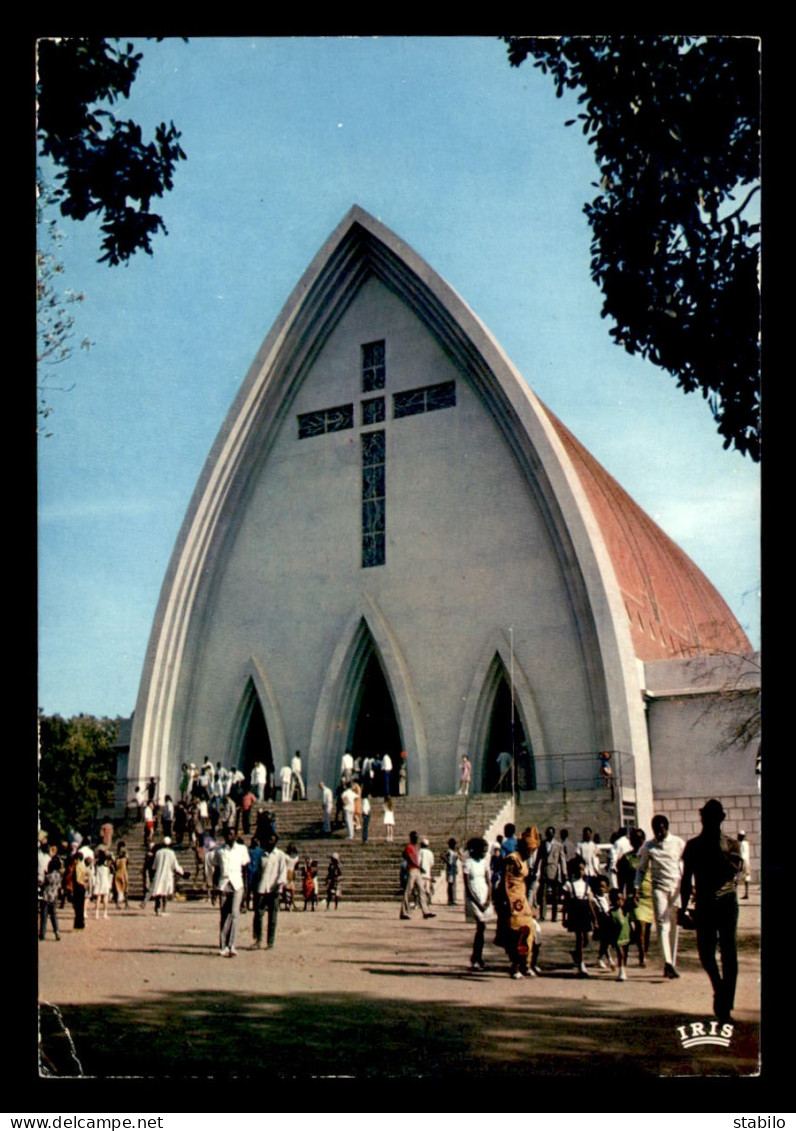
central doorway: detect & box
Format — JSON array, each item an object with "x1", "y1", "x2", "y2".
[
  {"x1": 348, "y1": 651, "x2": 403, "y2": 793},
  {"x1": 238, "y1": 682, "x2": 274, "y2": 797}
]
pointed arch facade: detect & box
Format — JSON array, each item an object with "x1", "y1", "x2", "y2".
[
  {"x1": 457, "y1": 631, "x2": 549, "y2": 794},
  {"x1": 227, "y1": 657, "x2": 289, "y2": 781},
  {"x1": 120, "y1": 204, "x2": 739, "y2": 828},
  {"x1": 308, "y1": 597, "x2": 429, "y2": 793}
]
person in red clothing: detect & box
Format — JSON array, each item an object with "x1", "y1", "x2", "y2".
[{"x1": 399, "y1": 831, "x2": 436, "y2": 921}]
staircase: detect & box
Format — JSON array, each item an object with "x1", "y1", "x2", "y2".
[{"x1": 117, "y1": 794, "x2": 508, "y2": 902}]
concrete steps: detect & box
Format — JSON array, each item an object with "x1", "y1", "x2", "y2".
[{"x1": 118, "y1": 793, "x2": 508, "y2": 902}]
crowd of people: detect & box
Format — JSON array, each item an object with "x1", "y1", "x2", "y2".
[
  {"x1": 40, "y1": 769, "x2": 748, "y2": 1024},
  {"x1": 37, "y1": 829, "x2": 132, "y2": 939},
  {"x1": 441, "y1": 801, "x2": 746, "y2": 1023}
]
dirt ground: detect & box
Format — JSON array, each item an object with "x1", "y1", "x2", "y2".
[{"x1": 37, "y1": 890, "x2": 760, "y2": 1082}]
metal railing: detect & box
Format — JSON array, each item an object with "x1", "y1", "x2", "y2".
[{"x1": 487, "y1": 750, "x2": 635, "y2": 798}]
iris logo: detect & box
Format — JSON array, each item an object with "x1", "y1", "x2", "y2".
[{"x1": 676, "y1": 1020, "x2": 734, "y2": 1048}]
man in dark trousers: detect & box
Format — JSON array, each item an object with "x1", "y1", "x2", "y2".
[
  {"x1": 537, "y1": 826, "x2": 565, "y2": 921},
  {"x1": 679, "y1": 798, "x2": 743, "y2": 1024}
]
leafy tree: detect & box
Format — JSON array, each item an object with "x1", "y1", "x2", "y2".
[
  {"x1": 503, "y1": 35, "x2": 760, "y2": 460},
  {"x1": 38, "y1": 712, "x2": 119, "y2": 842},
  {"x1": 36, "y1": 178, "x2": 91, "y2": 436},
  {"x1": 36, "y1": 37, "x2": 187, "y2": 266}
]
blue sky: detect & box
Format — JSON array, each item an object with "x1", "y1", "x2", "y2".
[{"x1": 37, "y1": 36, "x2": 761, "y2": 719}]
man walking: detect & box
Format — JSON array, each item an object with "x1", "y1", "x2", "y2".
[
  {"x1": 399, "y1": 831, "x2": 436, "y2": 920},
  {"x1": 635, "y1": 814, "x2": 685, "y2": 979},
  {"x1": 252, "y1": 833, "x2": 289, "y2": 950},
  {"x1": 145, "y1": 836, "x2": 184, "y2": 915},
  {"x1": 251, "y1": 760, "x2": 268, "y2": 803},
  {"x1": 679, "y1": 799, "x2": 743, "y2": 1023},
  {"x1": 214, "y1": 827, "x2": 250, "y2": 956}
]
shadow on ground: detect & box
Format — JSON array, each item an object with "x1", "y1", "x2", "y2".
[{"x1": 39, "y1": 987, "x2": 759, "y2": 1080}]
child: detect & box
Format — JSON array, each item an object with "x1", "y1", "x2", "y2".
[
  {"x1": 608, "y1": 888, "x2": 631, "y2": 981},
  {"x1": 282, "y1": 843, "x2": 299, "y2": 911},
  {"x1": 563, "y1": 857, "x2": 597, "y2": 977},
  {"x1": 593, "y1": 874, "x2": 615, "y2": 970},
  {"x1": 445, "y1": 838, "x2": 460, "y2": 906},
  {"x1": 383, "y1": 796, "x2": 395, "y2": 842},
  {"x1": 93, "y1": 849, "x2": 112, "y2": 919},
  {"x1": 303, "y1": 857, "x2": 318, "y2": 911},
  {"x1": 325, "y1": 853, "x2": 342, "y2": 910}
]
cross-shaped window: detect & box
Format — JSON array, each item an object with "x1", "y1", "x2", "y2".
[{"x1": 296, "y1": 339, "x2": 456, "y2": 568}]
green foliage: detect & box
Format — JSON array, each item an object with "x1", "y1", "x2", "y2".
[
  {"x1": 36, "y1": 178, "x2": 91, "y2": 435},
  {"x1": 36, "y1": 37, "x2": 187, "y2": 266},
  {"x1": 503, "y1": 35, "x2": 760, "y2": 461},
  {"x1": 38, "y1": 713, "x2": 119, "y2": 842}
]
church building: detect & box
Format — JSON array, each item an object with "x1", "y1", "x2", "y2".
[{"x1": 127, "y1": 207, "x2": 758, "y2": 842}]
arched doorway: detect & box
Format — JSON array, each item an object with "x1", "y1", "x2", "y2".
[
  {"x1": 237, "y1": 682, "x2": 274, "y2": 796},
  {"x1": 481, "y1": 673, "x2": 534, "y2": 792},
  {"x1": 348, "y1": 651, "x2": 403, "y2": 795}
]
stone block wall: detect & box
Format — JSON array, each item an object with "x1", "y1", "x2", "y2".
[{"x1": 651, "y1": 791, "x2": 760, "y2": 882}]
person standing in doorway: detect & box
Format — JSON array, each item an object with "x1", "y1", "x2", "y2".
[
  {"x1": 381, "y1": 752, "x2": 393, "y2": 797},
  {"x1": 496, "y1": 750, "x2": 513, "y2": 791},
  {"x1": 251, "y1": 760, "x2": 267, "y2": 803}
]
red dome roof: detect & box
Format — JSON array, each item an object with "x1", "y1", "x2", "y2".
[{"x1": 545, "y1": 407, "x2": 752, "y2": 661}]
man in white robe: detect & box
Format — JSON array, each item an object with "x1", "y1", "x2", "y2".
[{"x1": 145, "y1": 838, "x2": 184, "y2": 915}]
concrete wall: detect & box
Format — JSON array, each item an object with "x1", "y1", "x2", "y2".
[{"x1": 645, "y1": 654, "x2": 760, "y2": 880}]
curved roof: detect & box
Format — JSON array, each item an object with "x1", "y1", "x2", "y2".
[{"x1": 544, "y1": 407, "x2": 752, "y2": 661}]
